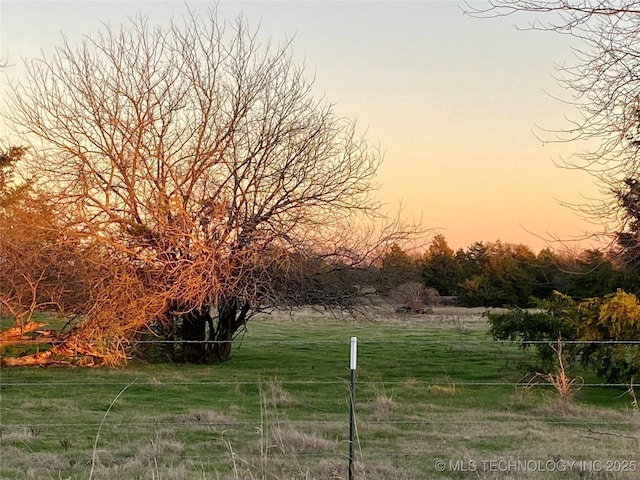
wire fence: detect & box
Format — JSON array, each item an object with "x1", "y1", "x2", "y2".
[{"x1": 1, "y1": 336, "x2": 640, "y2": 479}]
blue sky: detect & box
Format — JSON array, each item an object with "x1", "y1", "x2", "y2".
[{"x1": 0, "y1": 1, "x2": 600, "y2": 251}]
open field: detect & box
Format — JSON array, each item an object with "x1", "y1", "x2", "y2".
[{"x1": 1, "y1": 308, "x2": 639, "y2": 479}]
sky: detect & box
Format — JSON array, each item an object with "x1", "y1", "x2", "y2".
[{"x1": 0, "y1": 0, "x2": 604, "y2": 253}]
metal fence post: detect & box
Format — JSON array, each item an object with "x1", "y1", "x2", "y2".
[{"x1": 349, "y1": 336, "x2": 357, "y2": 480}]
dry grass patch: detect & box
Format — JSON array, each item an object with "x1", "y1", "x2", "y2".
[
  {"x1": 358, "y1": 462, "x2": 422, "y2": 480},
  {"x1": 147, "y1": 376, "x2": 162, "y2": 386},
  {"x1": 427, "y1": 383, "x2": 457, "y2": 396},
  {"x1": 223, "y1": 441, "x2": 332, "y2": 480},
  {"x1": 0, "y1": 449, "x2": 68, "y2": 477},
  {"x1": 136, "y1": 433, "x2": 184, "y2": 461},
  {"x1": 89, "y1": 459, "x2": 192, "y2": 480},
  {"x1": 364, "y1": 381, "x2": 397, "y2": 421},
  {"x1": 263, "y1": 379, "x2": 297, "y2": 408},
  {"x1": 284, "y1": 458, "x2": 422, "y2": 480},
  {"x1": 179, "y1": 408, "x2": 236, "y2": 425},
  {"x1": 0, "y1": 426, "x2": 42, "y2": 445},
  {"x1": 19, "y1": 397, "x2": 78, "y2": 412},
  {"x1": 366, "y1": 393, "x2": 396, "y2": 422},
  {"x1": 404, "y1": 376, "x2": 418, "y2": 388},
  {"x1": 506, "y1": 387, "x2": 538, "y2": 411},
  {"x1": 427, "y1": 375, "x2": 457, "y2": 396},
  {"x1": 269, "y1": 426, "x2": 336, "y2": 454},
  {"x1": 531, "y1": 397, "x2": 584, "y2": 417},
  {"x1": 314, "y1": 459, "x2": 347, "y2": 479}
]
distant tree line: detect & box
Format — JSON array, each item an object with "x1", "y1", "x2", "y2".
[{"x1": 377, "y1": 233, "x2": 640, "y2": 308}]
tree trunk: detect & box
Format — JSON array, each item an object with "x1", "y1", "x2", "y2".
[
  {"x1": 211, "y1": 303, "x2": 236, "y2": 362},
  {"x1": 180, "y1": 309, "x2": 208, "y2": 363},
  {"x1": 211, "y1": 300, "x2": 251, "y2": 362}
]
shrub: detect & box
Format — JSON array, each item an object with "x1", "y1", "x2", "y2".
[{"x1": 487, "y1": 290, "x2": 640, "y2": 383}]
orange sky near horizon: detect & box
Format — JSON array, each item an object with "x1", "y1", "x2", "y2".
[{"x1": 0, "y1": 1, "x2": 609, "y2": 253}]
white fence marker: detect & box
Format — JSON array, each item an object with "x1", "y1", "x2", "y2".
[
  {"x1": 349, "y1": 336, "x2": 357, "y2": 480},
  {"x1": 350, "y1": 336, "x2": 358, "y2": 371}
]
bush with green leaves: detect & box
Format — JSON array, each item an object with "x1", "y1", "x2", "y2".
[
  {"x1": 487, "y1": 293, "x2": 579, "y2": 371},
  {"x1": 487, "y1": 290, "x2": 640, "y2": 383}
]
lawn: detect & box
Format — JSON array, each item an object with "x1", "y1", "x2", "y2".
[{"x1": 0, "y1": 308, "x2": 638, "y2": 479}]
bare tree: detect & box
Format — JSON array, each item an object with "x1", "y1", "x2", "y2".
[
  {"x1": 467, "y1": 1, "x2": 640, "y2": 242},
  {"x1": 1, "y1": 10, "x2": 418, "y2": 364}
]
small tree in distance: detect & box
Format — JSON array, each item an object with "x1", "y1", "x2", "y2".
[
  {"x1": 420, "y1": 234, "x2": 461, "y2": 296},
  {"x1": 377, "y1": 243, "x2": 420, "y2": 294},
  {"x1": 1, "y1": 9, "x2": 419, "y2": 364}
]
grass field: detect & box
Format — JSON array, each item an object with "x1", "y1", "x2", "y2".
[{"x1": 1, "y1": 308, "x2": 639, "y2": 479}]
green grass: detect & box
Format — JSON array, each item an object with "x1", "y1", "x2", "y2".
[{"x1": 1, "y1": 311, "x2": 639, "y2": 479}]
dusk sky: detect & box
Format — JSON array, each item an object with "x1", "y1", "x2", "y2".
[{"x1": 0, "y1": 1, "x2": 603, "y2": 252}]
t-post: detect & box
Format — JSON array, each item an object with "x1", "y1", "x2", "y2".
[{"x1": 349, "y1": 336, "x2": 357, "y2": 480}]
